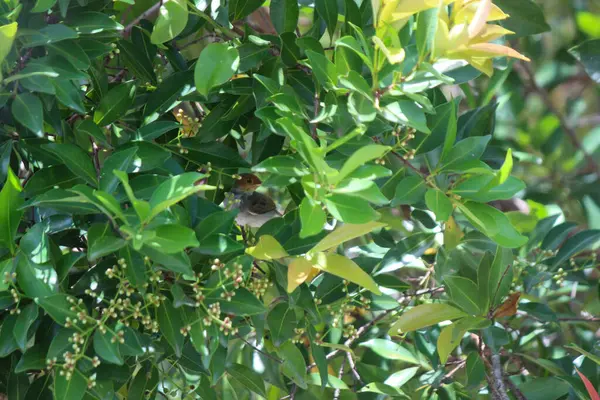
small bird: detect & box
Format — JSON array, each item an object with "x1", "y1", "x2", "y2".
[{"x1": 227, "y1": 173, "x2": 281, "y2": 228}]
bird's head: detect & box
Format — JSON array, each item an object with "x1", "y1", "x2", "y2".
[{"x1": 233, "y1": 173, "x2": 262, "y2": 194}]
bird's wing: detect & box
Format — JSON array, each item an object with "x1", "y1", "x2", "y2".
[{"x1": 247, "y1": 192, "x2": 277, "y2": 215}]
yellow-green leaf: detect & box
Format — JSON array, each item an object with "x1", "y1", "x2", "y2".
[
  {"x1": 287, "y1": 257, "x2": 315, "y2": 293},
  {"x1": 312, "y1": 253, "x2": 381, "y2": 295},
  {"x1": 437, "y1": 324, "x2": 464, "y2": 364},
  {"x1": 0, "y1": 169, "x2": 24, "y2": 255},
  {"x1": 0, "y1": 23, "x2": 18, "y2": 66},
  {"x1": 444, "y1": 216, "x2": 463, "y2": 249},
  {"x1": 388, "y1": 303, "x2": 466, "y2": 335},
  {"x1": 482, "y1": 148, "x2": 513, "y2": 191},
  {"x1": 310, "y1": 221, "x2": 385, "y2": 253},
  {"x1": 150, "y1": 0, "x2": 188, "y2": 44},
  {"x1": 246, "y1": 235, "x2": 289, "y2": 260}
]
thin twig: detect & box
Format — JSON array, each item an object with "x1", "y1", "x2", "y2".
[
  {"x1": 515, "y1": 61, "x2": 600, "y2": 177},
  {"x1": 122, "y1": 1, "x2": 162, "y2": 37},
  {"x1": 311, "y1": 94, "x2": 319, "y2": 139},
  {"x1": 390, "y1": 150, "x2": 429, "y2": 178},
  {"x1": 346, "y1": 352, "x2": 363, "y2": 386},
  {"x1": 333, "y1": 358, "x2": 346, "y2": 400}
]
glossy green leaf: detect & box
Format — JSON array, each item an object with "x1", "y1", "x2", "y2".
[
  {"x1": 389, "y1": 303, "x2": 466, "y2": 335},
  {"x1": 42, "y1": 143, "x2": 97, "y2": 186},
  {"x1": 67, "y1": 11, "x2": 124, "y2": 34},
  {"x1": 11, "y1": 93, "x2": 44, "y2": 137},
  {"x1": 150, "y1": 0, "x2": 188, "y2": 44},
  {"x1": 315, "y1": 0, "x2": 338, "y2": 37},
  {"x1": 359, "y1": 339, "x2": 420, "y2": 364},
  {"x1": 299, "y1": 197, "x2": 326, "y2": 238},
  {"x1": 313, "y1": 252, "x2": 381, "y2": 294},
  {"x1": 157, "y1": 299, "x2": 184, "y2": 357},
  {"x1": 13, "y1": 303, "x2": 38, "y2": 350},
  {"x1": 392, "y1": 175, "x2": 427, "y2": 206},
  {"x1": 551, "y1": 230, "x2": 600, "y2": 269},
  {"x1": 0, "y1": 169, "x2": 24, "y2": 255},
  {"x1": 226, "y1": 364, "x2": 266, "y2": 398},
  {"x1": 267, "y1": 302, "x2": 297, "y2": 346},
  {"x1": 444, "y1": 276, "x2": 482, "y2": 315},
  {"x1": 306, "y1": 50, "x2": 337, "y2": 88},
  {"x1": 54, "y1": 368, "x2": 87, "y2": 400},
  {"x1": 128, "y1": 364, "x2": 158, "y2": 400},
  {"x1": 93, "y1": 329, "x2": 124, "y2": 365},
  {"x1": 270, "y1": 0, "x2": 299, "y2": 34},
  {"x1": 194, "y1": 43, "x2": 240, "y2": 96},
  {"x1": 425, "y1": 189, "x2": 453, "y2": 222},
  {"x1": 35, "y1": 294, "x2": 79, "y2": 326},
  {"x1": 94, "y1": 82, "x2": 136, "y2": 126},
  {"x1": 0, "y1": 23, "x2": 18, "y2": 65},
  {"x1": 253, "y1": 155, "x2": 309, "y2": 176},
  {"x1": 458, "y1": 202, "x2": 527, "y2": 248},
  {"x1": 75, "y1": 119, "x2": 111, "y2": 149},
  {"x1": 145, "y1": 224, "x2": 199, "y2": 253}
]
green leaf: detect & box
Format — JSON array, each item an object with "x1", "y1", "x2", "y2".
[
  {"x1": 444, "y1": 276, "x2": 482, "y2": 315},
  {"x1": 458, "y1": 202, "x2": 527, "y2": 248},
  {"x1": 452, "y1": 175, "x2": 525, "y2": 202},
  {"x1": 35, "y1": 294, "x2": 78, "y2": 326},
  {"x1": 15, "y1": 345, "x2": 46, "y2": 373},
  {"x1": 551, "y1": 230, "x2": 600, "y2": 269},
  {"x1": 118, "y1": 40, "x2": 157, "y2": 85},
  {"x1": 88, "y1": 236, "x2": 126, "y2": 261},
  {"x1": 306, "y1": 50, "x2": 337, "y2": 88},
  {"x1": 519, "y1": 302, "x2": 557, "y2": 322},
  {"x1": 439, "y1": 136, "x2": 491, "y2": 171},
  {"x1": 247, "y1": 235, "x2": 289, "y2": 260},
  {"x1": 425, "y1": 189, "x2": 453, "y2": 222},
  {"x1": 99, "y1": 146, "x2": 138, "y2": 194},
  {"x1": 11, "y1": 94, "x2": 44, "y2": 137},
  {"x1": 382, "y1": 101, "x2": 430, "y2": 133},
  {"x1": 194, "y1": 43, "x2": 240, "y2": 96},
  {"x1": 270, "y1": 0, "x2": 299, "y2": 34},
  {"x1": 47, "y1": 41, "x2": 90, "y2": 70},
  {"x1": 494, "y1": 0, "x2": 551, "y2": 37},
  {"x1": 416, "y1": 7, "x2": 439, "y2": 61},
  {"x1": 143, "y1": 70, "x2": 194, "y2": 122},
  {"x1": 278, "y1": 340, "x2": 307, "y2": 389},
  {"x1": 483, "y1": 148, "x2": 513, "y2": 190},
  {"x1": 313, "y1": 252, "x2": 381, "y2": 295},
  {"x1": 150, "y1": 0, "x2": 188, "y2": 44},
  {"x1": 195, "y1": 210, "x2": 238, "y2": 241},
  {"x1": 128, "y1": 364, "x2": 158, "y2": 400},
  {"x1": 42, "y1": 143, "x2": 97, "y2": 186},
  {"x1": 0, "y1": 169, "x2": 24, "y2": 255},
  {"x1": 299, "y1": 197, "x2": 326, "y2": 238},
  {"x1": 13, "y1": 303, "x2": 38, "y2": 350},
  {"x1": 0, "y1": 23, "x2": 18, "y2": 66},
  {"x1": 324, "y1": 194, "x2": 378, "y2": 224},
  {"x1": 94, "y1": 82, "x2": 136, "y2": 126},
  {"x1": 140, "y1": 246, "x2": 193, "y2": 275},
  {"x1": 157, "y1": 299, "x2": 184, "y2": 357},
  {"x1": 0, "y1": 314, "x2": 19, "y2": 357},
  {"x1": 16, "y1": 253, "x2": 57, "y2": 298},
  {"x1": 52, "y1": 80, "x2": 85, "y2": 113},
  {"x1": 359, "y1": 382, "x2": 407, "y2": 397},
  {"x1": 145, "y1": 224, "x2": 199, "y2": 253},
  {"x1": 118, "y1": 246, "x2": 148, "y2": 291},
  {"x1": 388, "y1": 303, "x2": 467, "y2": 335},
  {"x1": 336, "y1": 144, "x2": 390, "y2": 183},
  {"x1": 569, "y1": 39, "x2": 600, "y2": 83},
  {"x1": 315, "y1": 0, "x2": 338, "y2": 38},
  {"x1": 359, "y1": 339, "x2": 420, "y2": 364},
  {"x1": 211, "y1": 288, "x2": 266, "y2": 316},
  {"x1": 518, "y1": 377, "x2": 570, "y2": 400},
  {"x1": 392, "y1": 175, "x2": 427, "y2": 206},
  {"x1": 229, "y1": 0, "x2": 263, "y2": 20},
  {"x1": 93, "y1": 329, "x2": 124, "y2": 365},
  {"x1": 135, "y1": 121, "x2": 179, "y2": 141},
  {"x1": 54, "y1": 368, "x2": 87, "y2": 400},
  {"x1": 75, "y1": 119, "x2": 111, "y2": 149},
  {"x1": 311, "y1": 220, "x2": 385, "y2": 253},
  {"x1": 226, "y1": 364, "x2": 266, "y2": 398},
  {"x1": 565, "y1": 344, "x2": 600, "y2": 366},
  {"x1": 67, "y1": 11, "x2": 124, "y2": 34},
  {"x1": 267, "y1": 302, "x2": 297, "y2": 346},
  {"x1": 253, "y1": 155, "x2": 309, "y2": 176},
  {"x1": 478, "y1": 247, "x2": 513, "y2": 310},
  {"x1": 384, "y1": 367, "x2": 419, "y2": 388},
  {"x1": 148, "y1": 172, "x2": 214, "y2": 222}
]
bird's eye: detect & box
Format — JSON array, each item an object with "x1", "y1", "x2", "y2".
[{"x1": 246, "y1": 178, "x2": 253, "y2": 183}]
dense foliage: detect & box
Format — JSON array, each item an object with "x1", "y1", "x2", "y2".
[{"x1": 0, "y1": 0, "x2": 599, "y2": 398}]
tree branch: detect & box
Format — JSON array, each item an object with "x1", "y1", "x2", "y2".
[{"x1": 122, "y1": 1, "x2": 162, "y2": 38}]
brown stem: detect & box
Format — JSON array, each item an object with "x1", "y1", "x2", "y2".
[
  {"x1": 504, "y1": 376, "x2": 528, "y2": 400},
  {"x1": 346, "y1": 352, "x2": 363, "y2": 386},
  {"x1": 122, "y1": 1, "x2": 162, "y2": 38}
]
